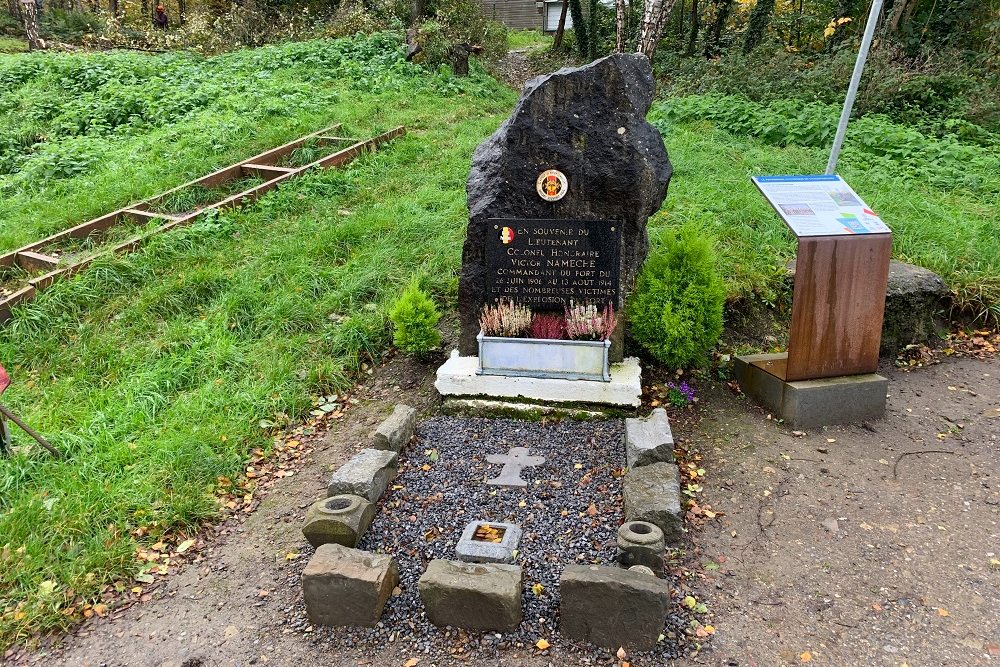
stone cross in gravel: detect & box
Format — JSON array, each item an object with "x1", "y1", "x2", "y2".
[{"x1": 486, "y1": 447, "x2": 545, "y2": 487}]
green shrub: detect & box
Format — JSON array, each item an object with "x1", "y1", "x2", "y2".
[
  {"x1": 627, "y1": 224, "x2": 725, "y2": 369},
  {"x1": 389, "y1": 279, "x2": 441, "y2": 355},
  {"x1": 414, "y1": 0, "x2": 507, "y2": 68}
]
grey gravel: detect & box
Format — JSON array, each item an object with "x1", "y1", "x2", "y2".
[{"x1": 310, "y1": 416, "x2": 691, "y2": 662}]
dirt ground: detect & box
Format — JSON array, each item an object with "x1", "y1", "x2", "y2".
[{"x1": 11, "y1": 351, "x2": 999, "y2": 667}]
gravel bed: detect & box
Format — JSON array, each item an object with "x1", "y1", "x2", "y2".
[{"x1": 308, "y1": 416, "x2": 690, "y2": 663}]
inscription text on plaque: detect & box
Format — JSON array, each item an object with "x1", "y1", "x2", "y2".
[{"x1": 484, "y1": 218, "x2": 621, "y2": 309}]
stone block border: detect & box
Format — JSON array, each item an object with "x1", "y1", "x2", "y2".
[
  {"x1": 372, "y1": 404, "x2": 417, "y2": 453},
  {"x1": 418, "y1": 559, "x2": 523, "y2": 632}
]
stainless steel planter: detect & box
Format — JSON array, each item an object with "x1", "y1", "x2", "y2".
[{"x1": 477, "y1": 332, "x2": 611, "y2": 382}]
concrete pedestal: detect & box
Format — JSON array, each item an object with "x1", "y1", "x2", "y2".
[
  {"x1": 734, "y1": 353, "x2": 888, "y2": 429},
  {"x1": 435, "y1": 350, "x2": 641, "y2": 409}
]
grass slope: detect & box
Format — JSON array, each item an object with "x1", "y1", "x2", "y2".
[{"x1": 0, "y1": 33, "x2": 514, "y2": 646}]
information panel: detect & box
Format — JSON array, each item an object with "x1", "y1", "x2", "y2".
[
  {"x1": 484, "y1": 218, "x2": 620, "y2": 309},
  {"x1": 752, "y1": 174, "x2": 891, "y2": 237}
]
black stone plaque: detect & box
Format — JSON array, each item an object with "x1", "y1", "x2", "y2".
[{"x1": 484, "y1": 218, "x2": 621, "y2": 310}]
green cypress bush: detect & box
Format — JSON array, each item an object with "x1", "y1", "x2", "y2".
[
  {"x1": 627, "y1": 223, "x2": 725, "y2": 369},
  {"x1": 389, "y1": 279, "x2": 442, "y2": 356}
]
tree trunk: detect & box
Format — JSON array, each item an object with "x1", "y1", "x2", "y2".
[
  {"x1": 741, "y1": 0, "x2": 775, "y2": 53},
  {"x1": 636, "y1": 0, "x2": 679, "y2": 58},
  {"x1": 553, "y1": 0, "x2": 569, "y2": 48},
  {"x1": 615, "y1": 0, "x2": 626, "y2": 51},
  {"x1": 177, "y1": 0, "x2": 185, "y2": 24},
  {"x1": 587, "y1": 0, "x2": 598, "y2": 58},
  {"x1": 409, "y1": 0, "x2": 426, "y2": 25},
  {"x1": 704, "y1": 0, "x2": 733, "y2": 57},
  {"x1": 888, "y1": 0, "x2": 916, "y2": 32},
  {"x1": 109, "y1": 0, "x2": 118, "y2": 15},
  {"x1": 19, "y1": 0, "x2": 45, "y2": 51},
  {"x1": 685, "y1": 0, "x2": 699, "y2": 55},
  {"x1": 569, "y1": 0, "x2": 588, "y2": 56}
]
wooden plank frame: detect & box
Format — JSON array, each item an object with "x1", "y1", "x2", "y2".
[{"x1": 0, "y1": 125, "x2": 406, "y2": 324}]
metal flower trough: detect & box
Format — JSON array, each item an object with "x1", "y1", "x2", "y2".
[{"x1": 477, "y1": 332, "x2": 611, "y2": 382}]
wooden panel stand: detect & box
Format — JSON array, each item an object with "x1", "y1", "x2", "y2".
[{"x1": 752, "y1": 233, "x2": 891, "y2": 382}]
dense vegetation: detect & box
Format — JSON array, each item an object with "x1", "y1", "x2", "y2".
[
  {"x1": 0, "y1": 3, "x2": 997, "y2": 650},
  {"x1": 0, "y1": 32, "x2": 513, "y2": 647}
]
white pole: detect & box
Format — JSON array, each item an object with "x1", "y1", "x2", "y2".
[{"x1": 825, "y1": 0, "x2": 885, "y2": 175}]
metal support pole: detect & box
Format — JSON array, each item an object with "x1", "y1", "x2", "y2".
[
  {"x1": 825, "y1": 0, "x2": 885, "y2": 175},
  {"x1": 0, "y1": 415, "x2": 10, "y2": 457},
  {"x1": 0, "y1": 403, "x2": 61, "y2": 459}
]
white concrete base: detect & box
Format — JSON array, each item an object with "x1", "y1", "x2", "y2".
[{"x1": 435, "y1": 351, "x2": 642, "y2": 408}]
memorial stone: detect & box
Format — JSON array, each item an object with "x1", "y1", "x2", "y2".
[{"x1": 458, "y1": 53, "x2": 672, "y2": 362}]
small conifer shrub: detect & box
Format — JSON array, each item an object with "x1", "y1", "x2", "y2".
[
  {"x1": 389, "y1": 279, "x2": 442, "y2": 356},
  {"x1": 627, "y1": 224, "x2": 725, "y2": 368}
]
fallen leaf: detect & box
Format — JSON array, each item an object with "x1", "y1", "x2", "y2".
[
  {"x1": 93, "y1": 603, "x2": 108, "y2": 618},
  {"x1": 403, "y1": 659, "x2": 419, "y2": 667},
  {"x1": 682, "y1": 595, "x2": 697, "y2": 609},
  {"x1": 586, "y1": 503, "x2": 597, "y2": 516},
  {"x1": 285, "y1": 552, "x2": 300, "y2": 561},
  {"x1": 800, "y1": 651, "x2": 812, "y2": 662},
  {"x1": 531, "y1": 583, "x2": 545, "y2": 596},
  {"x1": 616, "y1": 647, "x2": 627, "y2": 660},
  {"x1": 535, "y1": 638, "x2": 550, "y2": 650},
  {"x1": 937, "y1": 607, "x2": 949, "y2": 617},
  {"x1": 176, "y1": 539, "x2": 195, "y2": 554}
]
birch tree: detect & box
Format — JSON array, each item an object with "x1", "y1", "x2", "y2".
[
  {"x1": 636, "y1": 0, "x2": 680, "y2": 59},
  {"x1": 19, "y1": 0, "x2": 45, "y2": 51},
  {"x1": 614, "y1": 0, "x2": 626, "y2": 51}
]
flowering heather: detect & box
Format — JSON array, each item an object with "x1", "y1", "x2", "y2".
[
  {"x1": 564, "y1": 302, "x2": 617, "y2": 341},
  {"x1": 479, "y1": 299, "x2": 532, "y2": 337},
  {"x1": 529, "y1": 313, "x2": 567, "y2": 340}
]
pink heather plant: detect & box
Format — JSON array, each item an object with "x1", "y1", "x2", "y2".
[{"x1": 564, "y1": 301, "x2": 617, "y2": 341}]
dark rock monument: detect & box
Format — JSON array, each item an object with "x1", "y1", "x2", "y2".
[{"x1": 458, "y1": 53, "x2": 672, "y2": 362}]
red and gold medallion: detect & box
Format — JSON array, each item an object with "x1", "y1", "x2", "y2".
[
  {"x1": 535, "y1": 169, "x2": 568, "y2": 202},
  {"x1": 499, "y1": 226, "x2": 515, "y2": 244}
]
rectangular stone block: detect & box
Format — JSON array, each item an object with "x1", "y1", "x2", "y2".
[
  {"x1": 418, "y1": 559, "x2": 523, "y2": 632},
  {"x1": 623, "y1": 462, "x2": 683, "y2": 544},
  {"x1": 455, "y1": 521, "x2": 522, "y2": 564},
  {"x1": 327, "y1": 449, "x2": 398, "y2": 502},
  {"x1": 784, "y1": 374, "x2": 889, "y2": 429},
  {"x1": 372, "y1": 404, "x2": 417, "y2": 453},
  {"x1": 625, "y1": 407, "x2": 674, "y2": 468},
  {"x1": 734, "y1": 353, "x2": 888, "y2": 429},
  {"x1": 302, "y1": 544, "x2": 398, "y2": 627},
  {"x1": 560, "y1": 564, "x2": 671, "y2": 651}
]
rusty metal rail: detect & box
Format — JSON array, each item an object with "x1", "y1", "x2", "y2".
[{"x1": 0, "y1": 124, "x2": 406, "y2": 324}]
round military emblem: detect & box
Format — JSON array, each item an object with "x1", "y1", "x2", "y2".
[
  {"x1": 536, "y1": 169, "x2": 568, "y2": 202},
  {"x1": 499, "y1": 226, "x2": 515, "y2": 244}
]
